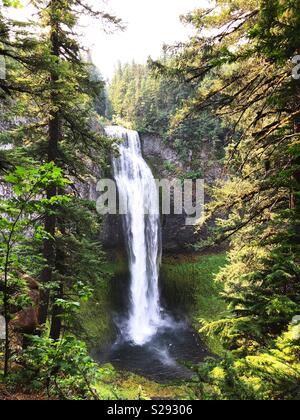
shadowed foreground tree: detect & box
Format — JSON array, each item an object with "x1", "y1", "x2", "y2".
[
  {"x1": 0, "y1": 0, "x2": 124, "y2": 399},
  {"x1": 14, "y1": 0, "x2": 122, "y2": 339}
]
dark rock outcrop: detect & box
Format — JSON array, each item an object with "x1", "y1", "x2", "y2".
[
  {"x1": 141, "y1": 134, "x2": 183, "y2": 169},
  {"x1": 11, "y1": 274, "x2": 40, "y2": 335},
  {"x1": 142, "y1": 134, "x2": 213, "y2": 252},
  {"x1": 100, "y1": 214, "x2": 124, "y2": 251}
]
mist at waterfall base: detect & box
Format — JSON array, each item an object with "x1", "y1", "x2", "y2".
[{"x1": 96, "y1": 127, "x2": 208, "y2": 382}]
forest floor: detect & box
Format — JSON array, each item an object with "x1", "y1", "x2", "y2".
[
  {"x1": 0, "y1": 381, "x2": 51, "y2": 400},
  {"x1": 0, "y1": 365, "x2": 53, "y2": 400},
  {"x1": 0, "y1": 374, "x2": 195, "y2": 400}
]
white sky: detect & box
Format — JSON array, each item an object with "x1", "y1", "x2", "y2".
[
  {"x1": 86, "y1": 0, "x2": 209, "y2": 80},
  {"x1": 4, "y1": 0, "x2": 210, "y2": 80}
]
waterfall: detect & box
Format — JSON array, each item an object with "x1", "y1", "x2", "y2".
[{"x1": 105, "y1": 126, "x2": 162, "y2": 346}]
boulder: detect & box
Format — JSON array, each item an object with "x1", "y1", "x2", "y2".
[{"x1": 11, "y1": 273, "x2": 39, "y2": 335}]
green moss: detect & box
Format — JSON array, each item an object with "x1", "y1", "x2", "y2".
[
  {"x1": 102, "y1": 259, "x2": 128, "y2": 276},
  {"x1": 161, "y1": 253, "x2": 229, "y2": 355},
  {"x1": 115, "y1": 373, "x2": 197, "y2": 400},
  {"x1": 145, "y1": 156, "x2": 165, "y2": 178},
  {"x1": 76, "y1": 279, "x2": 114, "y2": 348},
  {"x1": 95, "y1": 364, "x2": 197, "y2": 400},
  {"x1": 76, "y1": 259, "x2": 129, "y2": 348}
]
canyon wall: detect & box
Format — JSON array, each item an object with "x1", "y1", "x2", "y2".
[{"x1": 100, "y1": 133, "x2": 224, "y2": 253}]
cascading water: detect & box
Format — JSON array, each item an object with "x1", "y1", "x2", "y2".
[
  {"x1": 105, "y1": 126, "x2": 163, "y2": 346},
  {"x1": 96, "y1": 126, "x2": 208, "y2": 380}
]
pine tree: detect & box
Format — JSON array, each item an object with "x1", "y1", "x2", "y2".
[
  {"x1": 154, "y1": 0, "x2": 300, "y2": 398},
  {"x1": 157, "y1": 0, "x2": 300, "y2": 349},
  {"x1": 108, "y1": 61, "x2": 226, "y2": 163},
  {"x1": 1, "y1": 0, "x2": 121, "y2": 341},
  {"x1": 26, "y1": 0, "x2": 121, "y2": 339}
]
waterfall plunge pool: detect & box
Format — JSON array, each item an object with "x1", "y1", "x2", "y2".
[
  {"x1": 94, "y1": 323, "x2": 209, "y2": 383},
  {"x1": 92, "y1": 271, "x2": 211, "y2": 383}
]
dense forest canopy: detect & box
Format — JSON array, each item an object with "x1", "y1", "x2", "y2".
[
  {"x1": 108, "y1": 61, "x2": 227, "y2": 164},
  {"x1": 0, "y1": 0, "x2": 299, "y2": 401}
]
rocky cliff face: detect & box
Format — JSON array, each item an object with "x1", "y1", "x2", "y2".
[
  {"x1": 141, "y1": 134, "x2": 183, "y2": 169},
  {"x1": 100, "y1": 133, "x2": 224, "y2": 253},
  {"x1": 142, "y1": 134, "x2": 196, "y2": 252}
]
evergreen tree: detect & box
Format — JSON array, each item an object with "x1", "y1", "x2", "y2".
[
  {"x1": 155, "y1": 0, "x2": 300, "y2": 398},
  {"x1": 0, "y1": 0, "x2": 124, "y2": 397},
  {"x1": 0, "y1": 0, "x2": 121, "y2": 373},
  {"x1": 12, "y1": 0, "x2": 121, "y2": 339},
  {"x1": 109, "y1": 61, "x2": 227, "y2": 164}
]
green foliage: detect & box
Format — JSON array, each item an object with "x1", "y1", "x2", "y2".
[
  {"x1": 0, "y1": 0, "x2": 121, "y2": 398},
  {"x1": 87, "y1": 57, "x2": 108, "y2": 118},
  {"x1": 163, "y1": 160, "x2": 177, "y2": 173},
  {"x1": 0, "y1": 162, "x2": 70, "y2": 293},
  {"x1": 16, "y1": 335, "x2": 106, "y2": 400},
  {"x1": 0, "y1": 163, "x2": 70, "y2": 376},
  {"x1": 157, "y1": 0, "x2": 300, "y2": 400},
  {"x1": 3, "y1": 1, "x2": 22, "y2": 6},
  {"x1": 76, "y1": 271, "x2": 114, "y2": 348},
  {"x1": 197, "y1": 329, "x2": 300, "y2": 400},
  {"x1": 161, "y1": 253, "x2": 228, "y2": 355},
  {"x1": 94, "y1": 366, "x2": 197, "y2": 400},
  {"x1": 2, "y1": 0, "x2": 300, "y2": 402}
]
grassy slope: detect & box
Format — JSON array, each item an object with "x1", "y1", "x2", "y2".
[
  {"x1": 161, "y1": 253, "x2": 228, "y2": 355},
  {"x1": 76, "y1": 259, "x2": 128, "y2": 347},
  {"x1": 95, "y1": 365, "x2": 198, "y2": 400}
]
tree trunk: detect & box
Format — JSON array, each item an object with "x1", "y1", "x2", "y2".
[
  {"x1": 49, "y1": 282, "x2": 63, "y2": 340},
  {"x1": 39, "y1": 8, "x2": 61, "y2": 326},
  {"x1": 38, "y1": 208, "x2": 56, "y2": 325},
  {"x1": 292, "y1": 119, "x2": 300, "y2": 247},
  {"x1": 4, "y1": 260, "x2": 10, "y2": 377},
  {"x1": 50, "y1": 224, "x2": 65, "y2": 340}
]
